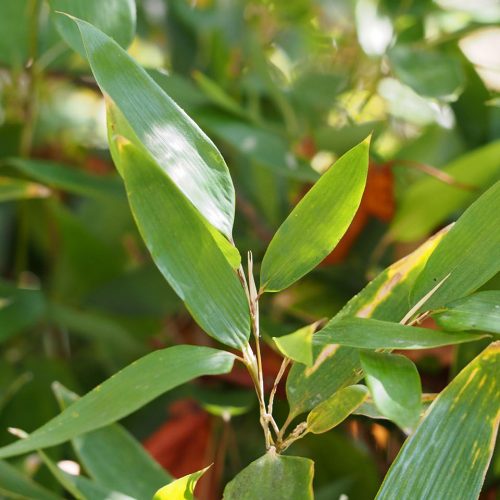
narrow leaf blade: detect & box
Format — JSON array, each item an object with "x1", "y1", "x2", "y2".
[
  {"x1": 314, "y1": 317, "x2": 487, "y2": 350},
  {"x1": 53, "y1": 383, "x2": 172, "y2": 500},
  {"x1": 0, "y1": 345, "x2": 235, "y2": 458},
  {"x1": 411, "y1": 181, "x2": 500, "y2": 313},
  {"x1": 260, "y1": 137, "x2": 370, "y2": 292}
]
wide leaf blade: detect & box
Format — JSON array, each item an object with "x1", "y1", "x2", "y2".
[
  {"x1": 0, "y1": 345, "x2": 235, "y2": 458},
  {"x1": 314, "y1": 317, "x2": 487, "y2": 350},
  {"x1": 377, "y1": 342, "x2": 500, "y2": 499},
  {"x1": 117, "y1": 141, "x2": 249, "y2": 348},
  {"x1": 411, "y1": 181, "x2": 500, "y2": 313},
  {"x1": 432, "y1": 291, "x2": 500, "y2": 335},
  {"x1": 260, "y1": 137, "x2": 369, "y2": 292},
  {"x1": 360, "y1": 351, "x2": 422, "y2": 431},
  {"x1": 72, "y1": 17, "x2": 235, "y2": 236},
  {"x1": 223, "y1": 451, "x2": 314, "y2": 500}
]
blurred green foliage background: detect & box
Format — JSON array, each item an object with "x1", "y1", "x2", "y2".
[{"x1": 0, "y1": 0, "x2": 499, "y2": 498}]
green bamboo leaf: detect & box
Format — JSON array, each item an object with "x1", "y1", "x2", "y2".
[
  {"x1": 354, "y1": 394, "x2": 436, "y2": 420},
  {"x1": 390, "y1": 141, "x2": 500, "y2": 242},
  {"x1": 49, "y1": 0, "x2": 136, "y2": 56},
  {"x1": 273, "y1": 322, "x2": 320, "y2": 366},
  {"x1": 411, "y1": 181, "x2": 500, "y2": 314},
  {"x1": 70, "y1": 16, "x2": 235, "y2": 237},
  {"x1": 53, "y1": 384, "x2": 172, "y2": 500},
  {"x1": 0, "y1": 176, "x2": 51, "y2": 202},
  {"x1": 153, "y1": 466, "x2": 210, "y2": 500},
  {"x1": 307, "y1": 385, "x2": 368, "y2": 434},
  {"x1": 314, "y1": 317, "x2": 487, "y2": 350},
  {"x1": 116, "y1": 141, "x2": 249, "y2": 348},
  {"x1": 0, "y1": 0, "x2": 30, "y2": 67},
  {"x1": 3, "y1": 158, "x2": 123, "y2": 198},
  {"x1": 260, "y1": 137, "x2": 370, "y2": 292},
  {"x1": 0, "y1": 345, "x2": 235, "y2": 459},
  {"x1": 198, "y1": 112, "x2": 319, "y2": 182},
  {"x1": 40, "y1": 450, "x2": 133, "y2": 500},
  {"x1": 223, "y1": 451, "x2": 314, "y2": 500},
  {"x1": 0, "y1": 460, "x2": 61, "y2": 500},
  {"x1": 389, "y1": 46, "x2": 465, "y2": 101},
  {"x1": 360, "y1": 352, "x2": 422, "y2": 432},
  {"x1": 0, "y1": 280, "x2": 45, "y2": 343},
  {"x1": 377, "y1": 342, "x2": 500, "y2": 499},
  {"x1": 285, "y1": 229, "x2": 448, "y2": 418},
  {"x1": 432, "y1": 291, "x2": 500, "y2": 335}
]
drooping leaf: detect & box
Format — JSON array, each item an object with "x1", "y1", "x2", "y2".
[
  {"x1": 0, "y1": 176, "x2": 51, "y2": 202},
  {"x1": 390, "y1": 141, "x2": 500, "y2": 242},
  {"x1": 0, "y1": 459, "x2": 61, "y2": 500},
  {"x1": 360, "y1": 351, "x2": 422, "y2": 431},
  {"x1": 307, "y1": 385, "x2": 368, "y2": 434},
  {"x1": 260, "y1": 137, "x2": 370, "y2": 292},
  {"x1": 313, "y1": 317, "x2": 486, "y2": 350},
  {"x1": 71, "y1": 17, "x2": 235, "y2": 237},
  {"x1": 0, "y1": 345, "x2": 235, "y2": 459},
  {"x1": 377, "y1": 342, "x2": 500, "y2": 499},
  {"x1": 223, "y1": 451, "x2": 314, "y2": 500},
  {"x1": 411, "y1": 181, "x2": 500, "y2": 313},
  {"x1": 49, "y1": 0, "x2": 136, "y2": 56},
  {"x1": 53, "y1": 383, "x2": 172, "y2": 500},
  {"x1": 153, "y1": 466, "x2": 209, "y2": 500},
  {"x1": 285, "y1": 229, "x2": 448, "y2": 418},
  {"x1": 3, "y1": 158, "x2": 123, "y2": 198},
  {"x1": 116, "y1": 141, "x2": 249, "y2": 348},
  {"x1": 389, "y1": 46, "x2": 465, "y2": 101},
  {"x1": 432, "y1": 291, "x2": 500, "y2": 335},
  {"x1": 273, "y1": 322, "x2": 319, "y2": 366}
]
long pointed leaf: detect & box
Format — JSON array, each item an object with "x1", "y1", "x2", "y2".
[
  {"x1": 0, "y1": 345, "x2": 235, "y2": 459},
  {"x1": 260, "y1": 137, "x2": 369, "y2": 292},
  {"x1": 411, "y1": 181, "x2": 500, "y2": 313},
  {"x1": 116, "y1": 141, "x2": 249, "y2": 348},
  {"x1": 377, "y1": 342, "x2": 500, "y2": 499},
  {"x1": 70, "y1": 16, "x2": 235, "y2": 236}
]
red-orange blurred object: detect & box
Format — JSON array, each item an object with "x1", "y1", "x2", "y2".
[
  {"x1": 322, "y1": 162, "x2": 395, "y2": 264},
  {"x1": 143, "y1": 399, "x2": 212, "y2": 479}
]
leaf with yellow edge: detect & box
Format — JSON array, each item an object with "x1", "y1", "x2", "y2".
[
  {"x1": 377, "y1": 342, "x2": 500, "y2": 499},
  {"x1": 286, "y1": 228, "x2": 448, "y2": 418},
  {"x1": 154, "y1": 466, "x2": 210, "y2": 500}
]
